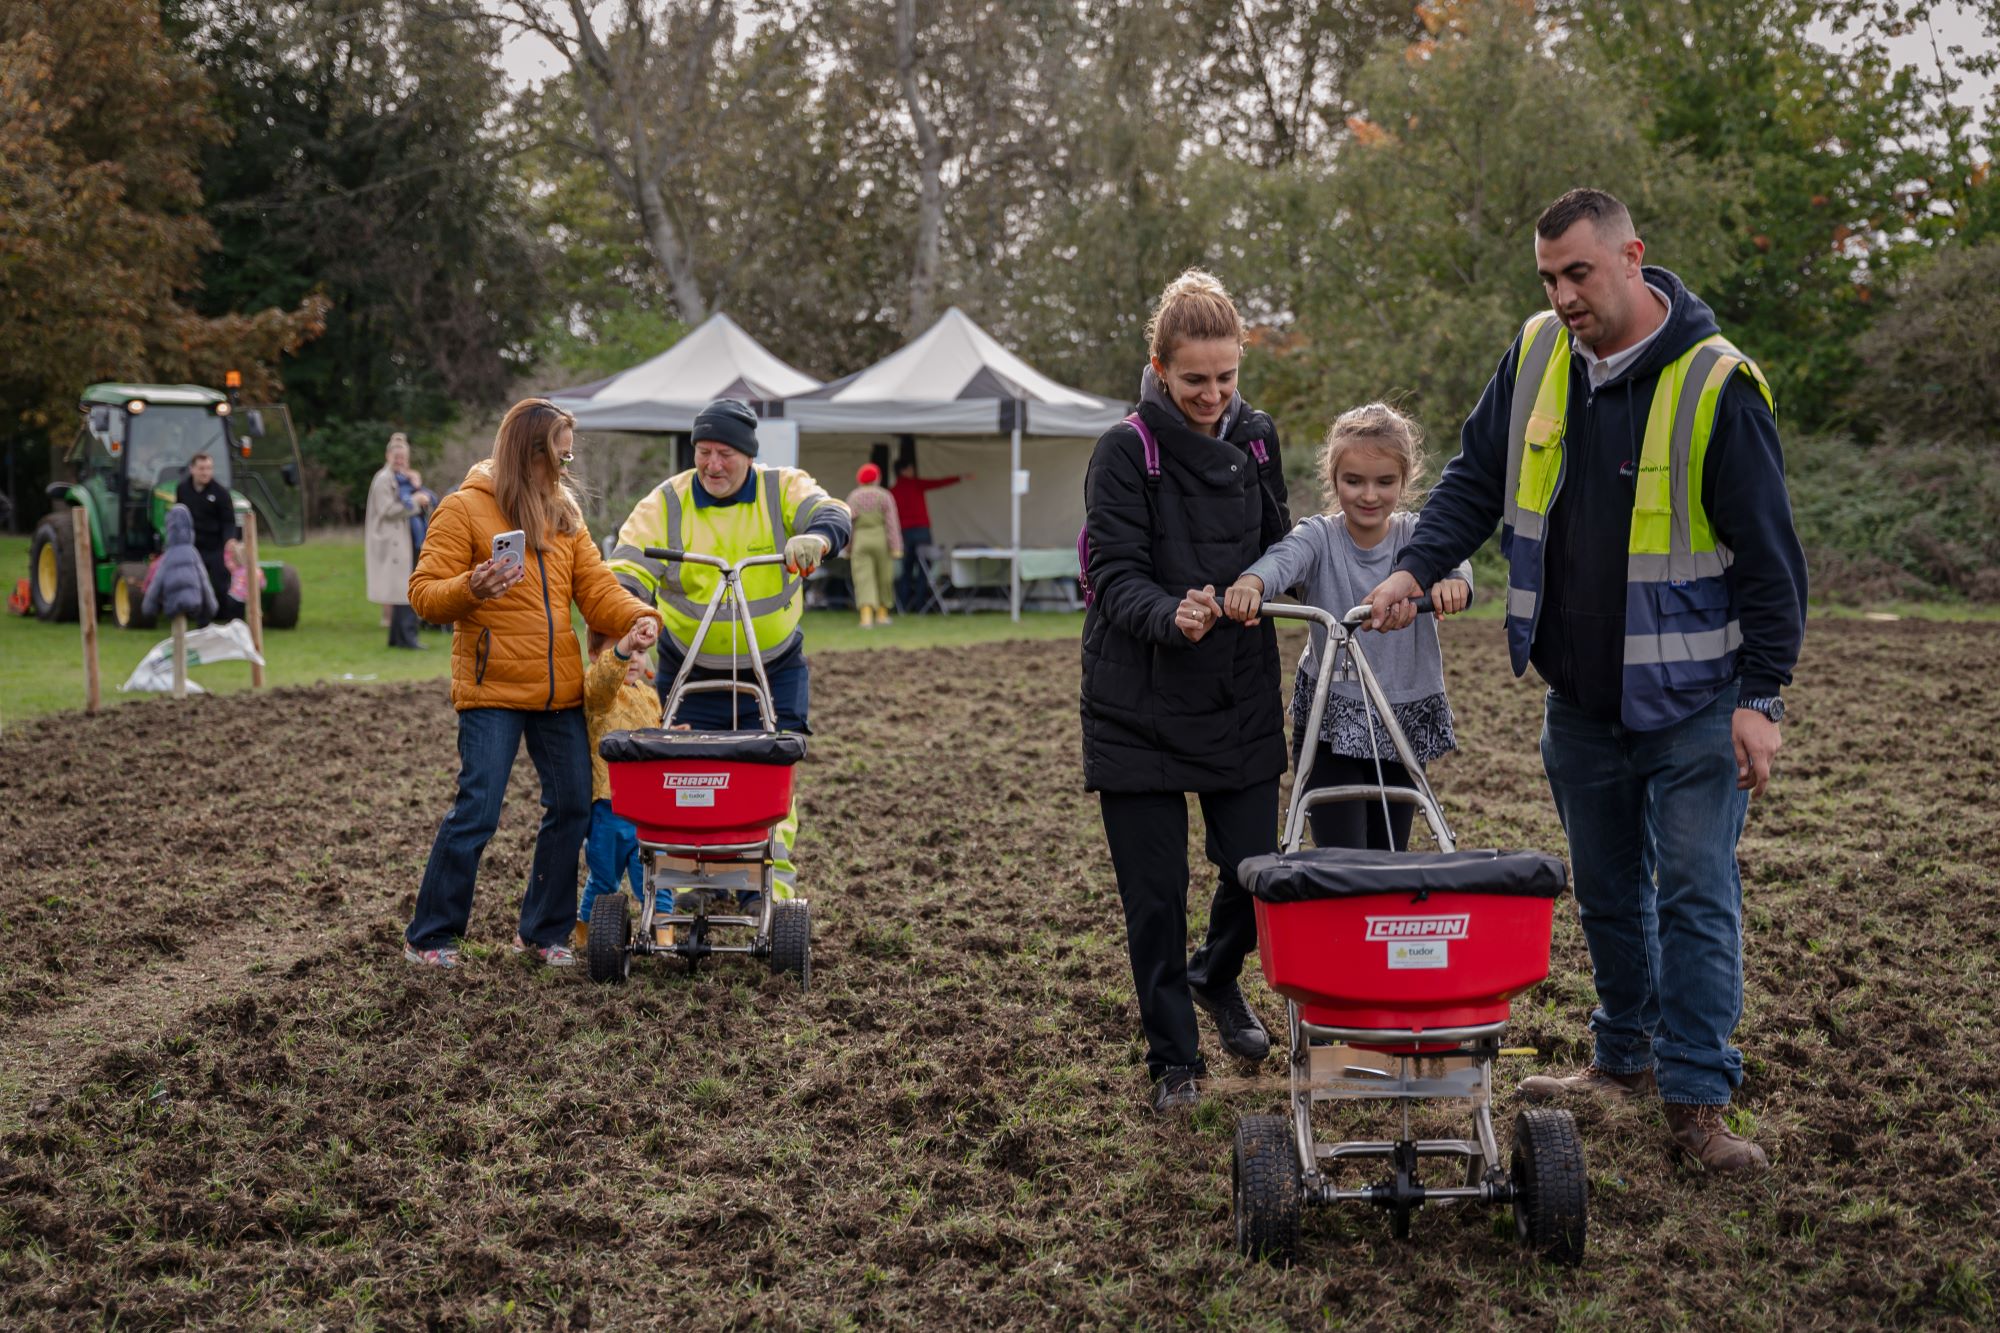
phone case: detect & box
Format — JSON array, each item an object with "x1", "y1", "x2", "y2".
[{"x1": 491, "y1": 530, "x2": 526, "y2": 576}]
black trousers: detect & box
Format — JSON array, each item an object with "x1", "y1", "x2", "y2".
[
  {"x1": 197, "y1": 547, "x2": 243, "y2": 625},
  {"x1": 1297, "y1": 741, "x2": 1417, "y2": 852},
  {"x1": 1099, "y1": 779, "x2": 1278, "y2": 1080}
]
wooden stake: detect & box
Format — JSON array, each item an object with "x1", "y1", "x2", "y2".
[
  {"x1": 239, "y1": 502, "x2": 265, "y2": 688},
  {"x1": 72, "y1": 504, "x2": 99, "y2": 713},
  {"x1": 172, "y1": 615, "x2": 188, "y2": 699}
]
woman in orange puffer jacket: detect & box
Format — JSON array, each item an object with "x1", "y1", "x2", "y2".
[{"x1": 402, "y1": 399, "x2": 660, "y2": 969}]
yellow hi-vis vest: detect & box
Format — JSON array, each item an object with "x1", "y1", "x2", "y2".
[
  {"x1": 1501, "y1": 310, "x2": 1773, "y2": 730},
  {"x1": 609, "y1": 467, "x2": 835, "y2": 668}
]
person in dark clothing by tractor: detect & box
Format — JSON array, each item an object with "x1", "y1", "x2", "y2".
[
  {"x1": 1363, "y1": 189, "x2": 1807, "y2": 1174},
  {"x1": 1079, "y1": 268, "x2": 1292, "y2": 1114},
  {"x1": 175, "y1": 451, "x2": 240, "y2": 623}
]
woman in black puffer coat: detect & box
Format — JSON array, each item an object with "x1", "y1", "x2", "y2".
[{"x1": 1081, "y1": 269, "x2": 1291, "y2": 1112}]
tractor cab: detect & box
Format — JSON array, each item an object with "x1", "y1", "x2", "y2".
[{"x1": 32, "y1": 381, "x2": 307, "y2": 629}]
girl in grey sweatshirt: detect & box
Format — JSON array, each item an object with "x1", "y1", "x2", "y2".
[{"x1": 1223, "y1": 403, "x2": 1472, "y2": 851}]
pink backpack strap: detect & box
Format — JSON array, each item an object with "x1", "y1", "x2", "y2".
[
  {"x1": 1125, "y1": 412, "x2": 1160, "y2": 477},
  {"x1": 1247, "y1": 437, "x2": 1270, "y2": 466}
]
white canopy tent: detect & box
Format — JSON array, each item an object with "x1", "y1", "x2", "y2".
[
  {"x1": 547, "y1": 311, "x2": 821, "y2": 431},
  {"x1": 779, "y1": 307, "x2": 1129, "y2": 618}
]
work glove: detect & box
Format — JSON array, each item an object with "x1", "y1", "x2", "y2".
[{"x1": 784, "y1": 533, "x2": 830, "y2": 575}]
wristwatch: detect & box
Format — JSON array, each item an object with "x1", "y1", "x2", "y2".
[{"x1": 1741, "y1": 695, "x2": 1785, "y2": 724}]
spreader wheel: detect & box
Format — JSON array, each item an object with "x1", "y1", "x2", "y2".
[
  {"x1": 770, "y1": 899, "x2": 810, "y2": 990},
  {"x1": 587, "y1": 894, "x2": 631, "y2": 984},
  {"x1": 1512, "y1": 1107, "x2": 1587, "y2": 1265},
  {"x1": 1232, "y1": 1114, "x2": 1301, "y2": 1265}
]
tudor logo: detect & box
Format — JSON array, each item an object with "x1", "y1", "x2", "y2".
[
  {"x1": 1365, "y1": 915, "x2": 1470, "y2": 942},
  {"x1": 663, "y1": 773, "x2": 730, "y2": 790}
]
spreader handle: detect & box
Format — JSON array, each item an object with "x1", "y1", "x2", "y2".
[
  {"x1": 642, "y1": 548, "x2": 787, "y2": 576},
  {"x1": 1341, "y1": 596, "x2": 1433, "y2": 628}
]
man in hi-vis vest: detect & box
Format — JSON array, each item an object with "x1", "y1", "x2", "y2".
[
  {"x1": 609, "y1": 398, "x2": 852, "y2": 899},
  {"x1": 1365, "y1": 190, "x2": 1806, "y2": 1174}
]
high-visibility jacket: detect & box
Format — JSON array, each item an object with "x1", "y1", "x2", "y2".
[
  {"x1": 1500, "y1": 310, "x2": 1773, "y2": 731},
  {"x1": 609, "y1": 467, "x2": 842, "y2": 668}
]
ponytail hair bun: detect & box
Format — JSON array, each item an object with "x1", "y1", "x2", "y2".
[{"x1": 1145, "y1": 268, "x2": 1244, "y2": 368}]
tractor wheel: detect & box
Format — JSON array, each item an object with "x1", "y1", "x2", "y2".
[
  {"x1": 1512, "y1": 1107, "x2": 1588, "y2": 1265},
  {"x1": 770, "y1": 899, "x2": 811, "y2": 990},
  {"x1": 29, "y1": 511, "x2": 77, "y2": 622},
  {"x1": 587, "y1": 893, "x2": 631, "y2": 985},
  {"x1": 264, "y1": 563, "x2": 302, "y2": 629},
  {"x1": 113, "y1": 563, "x2": 156, "y2": 630},
  {"x1": 1233, "y1": 1113, "x2": 1302, "y2": 1265}
]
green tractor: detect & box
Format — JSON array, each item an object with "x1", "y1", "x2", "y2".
[{"x1": 30, "y1": 382, "x2": 307, "y2": 630}]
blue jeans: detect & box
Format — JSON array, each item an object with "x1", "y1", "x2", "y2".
[
  {"x1": 406, "y1": 707, "x2": 592, "y2": 951},
  {"x1": 1540, "y1": 685, "x2": 1749, "y2": 1105},
  {"x1": 580, "y1": 800, "x2": 670, "y2": 920}
]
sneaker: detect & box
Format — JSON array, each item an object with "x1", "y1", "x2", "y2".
[
  {"x1": 403, "y1": 944, "x2": 460, "y2": 969},
  {"x1": 1518, "y1": 1062, "x2": 1658, "y2": 1104},
  {"x1": 528, "y1": 942, "x2": 576, "y2": 967},
  {"x1": 1151, "y1": 1065, "x2": 1202, "y2": 1113},
  {"x1": 1665, "y1": 1103, "x2": 1770, "y2": 1173},
  {"x1": 1189, "y1": 980, "x2": 1271, "y2": 1063}
]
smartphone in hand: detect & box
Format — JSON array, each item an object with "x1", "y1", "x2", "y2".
[{"x1": 491, "y1": 529, "x2": 526, "y2": 579}]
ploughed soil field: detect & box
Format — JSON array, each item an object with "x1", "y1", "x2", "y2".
[{"x1": 1, "y1": 619, "x2": 1996, "y2": 1329}]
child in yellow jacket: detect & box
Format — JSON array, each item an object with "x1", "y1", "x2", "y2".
[{"x1": 577, "y1": 618, "x2": 667, "y2": 947}]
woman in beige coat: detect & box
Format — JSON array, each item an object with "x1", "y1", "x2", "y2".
[{"x1": 365, "y1": 433, "x2": 429, "y2": 648}]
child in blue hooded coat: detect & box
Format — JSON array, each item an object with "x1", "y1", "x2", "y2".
[{"x1": 144, "y1": 504, "x2": 219, "y2": 624}]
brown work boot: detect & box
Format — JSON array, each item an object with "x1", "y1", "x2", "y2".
[
  {"x1": 1665, "y1": 1103, "x2": 1769, "y2": 1173},
  {"x1": 1518, "y1": 1062, "x2": 1657, "y2": 1104},
  {"x1": 571, "y1": 920, "x2": 590, "y2": 951}
]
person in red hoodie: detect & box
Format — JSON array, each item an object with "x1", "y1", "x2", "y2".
[{"x1": 888, "y1": 459, "x2": 970, "y2": 612}]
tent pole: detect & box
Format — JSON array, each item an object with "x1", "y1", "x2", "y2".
[{"x1": 1009, "y1": 410, "x2": 1022, "y2": 623}]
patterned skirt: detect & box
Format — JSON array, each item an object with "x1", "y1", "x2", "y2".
[{"x1": 1290, "y1": 671, "x2": 1458, "y2": 768}]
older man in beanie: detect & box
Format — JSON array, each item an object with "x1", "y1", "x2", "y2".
[{"x1": 609, "y1": 398, "x2": 851, "y2": 900}]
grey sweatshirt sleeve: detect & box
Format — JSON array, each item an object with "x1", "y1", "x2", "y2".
[{"x1": 1242, "y1": 518, "x2": 1324, "y2": 597}]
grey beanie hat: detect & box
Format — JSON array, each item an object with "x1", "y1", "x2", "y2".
[{"x1": 692, "y1": 398, "x2": 760, "y2": 457}]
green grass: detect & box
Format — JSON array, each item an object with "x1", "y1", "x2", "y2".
[{"x1": 0, "y1": 534, "x2": 1081, "y2": 727}]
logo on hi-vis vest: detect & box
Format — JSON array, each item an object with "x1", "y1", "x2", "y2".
[
  {"x1": 665, "y1": 772, "x2": 728, "y2": 807},
  {"x1": 1364, "y1": 915, "x2": 1470, "y2": 942}
]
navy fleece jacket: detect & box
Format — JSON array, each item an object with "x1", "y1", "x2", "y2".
[{"x1": 1393, "y1": 267, "x2": 1807, "y2": 722}]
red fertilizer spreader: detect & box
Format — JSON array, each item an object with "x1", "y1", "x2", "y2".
[
  {"x1": 589, "y1": 550, "x2": 811, "y2": 989},
  {"x1": 1227, "y1": 602, "x2": 1586, "y2": 1268}
]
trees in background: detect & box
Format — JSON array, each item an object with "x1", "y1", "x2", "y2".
[
  {"x1": 169, "y1": 0, "x2": 548, "y2": 519},
  {"x1": 1246, "y1": 0, "x2": 1744, "y2": 449},
  {"x1": 0, "y1": 0, "x2": 324, "y2": 514},
  {"x1": 6, "y1": 0, "x2": 1997, "y2": 559}
]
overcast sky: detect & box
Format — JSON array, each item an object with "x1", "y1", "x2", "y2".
[{"x1": 497, "y1": 4, "x2": 1998, "y2": 125}]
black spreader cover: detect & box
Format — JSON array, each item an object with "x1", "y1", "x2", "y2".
[
  {"x1": 599, "y1": 729, "x2": 806, "y2": 766},
  {"x1": 1239, "y1": 847, "x2": 1568, "y2": 903}
]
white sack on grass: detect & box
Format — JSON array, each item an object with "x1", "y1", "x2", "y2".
[{"x1": 120, "y1": 620, "x2": 266, "y2": 694}]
